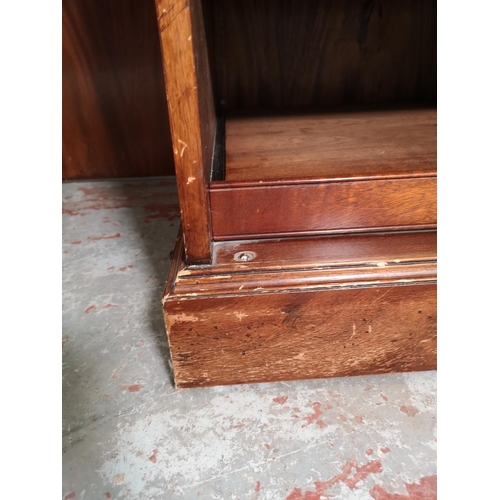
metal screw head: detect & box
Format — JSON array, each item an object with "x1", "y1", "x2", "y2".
[{"x1": 234, "y1": 251, "x2": 256, "y2": 262}]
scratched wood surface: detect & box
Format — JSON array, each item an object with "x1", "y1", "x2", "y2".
[
  {"x1": 155, "y1": 0, "x2": 216, "y2": 265},
  {"x1": 224, "y1": 108, "x2": 436, "y2": 182},
  {"x1": 212, "y1": 231, "x2": 437, "y2": 271},
  {"x1": 163, "y1": 230, "x2": 437, "y2": 387},
  {"x1": 62, "y1": 0, "x2": 174, "y2": 179}
]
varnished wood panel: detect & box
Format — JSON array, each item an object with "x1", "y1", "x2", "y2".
[
  {"x1": 62, "y1": 0, "x2": 174, "y2": 179},
  {"x1": 225, "y1": 108, "x2": 436, "y2": 182},
  {"x1": 212, "y1": 230, "x2": 437, "y2": 271},
  {"x1": 208, "y1": 0, "x2": 437, "y2": 111},
  {"x1": 166, "y1": 285, "x2": 436, "y2": 387},
  {"x1": 210, "y1": 177, "x2": 436, "y2": 240},
  {"x1": 172, "y1": 231, "x2": 437, "y2": 296},
  {"x1": 163, "y1": 230, "x2": 437, "y2": 388},
  {"x1": 155, "y1": 0, "x2": 216, "y2": 264}
]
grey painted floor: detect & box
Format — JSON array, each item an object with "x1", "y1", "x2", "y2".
[{"x1": 62, "y1": 178, "x2": 436, "y2": 500}]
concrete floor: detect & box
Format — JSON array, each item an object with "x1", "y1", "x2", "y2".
[{"x1": 62, "y1": 178, "x2": 437, "y2": 500}]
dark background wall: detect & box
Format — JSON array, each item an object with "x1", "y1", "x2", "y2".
[
  {"x1": 207, "y1": 0, "x2": 437, "y2": 112},
  {"x1": 62, "y1": 0, "x2": 436, "y2": 180},
  {"x1": 62, "y1": 0, "x2": 175, "y2": 180}
]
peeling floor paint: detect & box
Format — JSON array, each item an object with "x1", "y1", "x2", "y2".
[{"x1": 62, "y1": 178, "x2": 437, "y2": 500}]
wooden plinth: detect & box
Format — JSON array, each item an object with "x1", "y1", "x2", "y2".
[{"x1": 163, "y1": 230, "x2": 437, "y2": 388}]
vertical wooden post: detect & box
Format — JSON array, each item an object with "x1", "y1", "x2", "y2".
[{"x1": 155, "y1": 0, "x2": 215, "y2": 265}]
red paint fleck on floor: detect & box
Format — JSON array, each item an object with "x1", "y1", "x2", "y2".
[
  {"x1": 85, "y1": 304, "x2": 117, "y2": 314},
  {"x1": 354, "y1": 415, "x2": 364, "y2": 424},
  {"x1": 366, "y1": 448, "x2": 374, "y2": 455},
  {"x1": 62, "y1": 335, "x2": 69, "y2": 348},
  {"x1": 343, "y1": 460, "x2": 383, "y2": 489},
  {"x1": 65, "y1": 493, "x2": 76, "y2": 500},
  {"x1": 255, "y1": 480, "x2": 261, "y2": 492},
  {"x1": 63, "y1": 208, "x2": 82, "y2": 216},
  {"x1": 273, "y1": 396, "x2": 288, "y2": 405},
  {"x1": 381, "y1": 447, "x2": 391, "y2": 454},
  {"x1": 264, "y1": 443, "x2": 271, "y2": 450},
  {"x1": 120, "y1": 384, "x2": 145, "y2": 392},
  {"x1": 70, "y1": 240, "x2": 82, "y2": 245},
  {"x1": 339, "y1": 414, "x2": 348, "y2": 422},
  {"x1": 286, "y1": 487, "x2": 320, "y2": 500},
  {"x1": 365, "y1": 384, "x2": 373, "y2": 391},
  {"x1": 108, "y1": 266, "x2": 115, "y2": 270},
  {"x1": 148, "y1": 449, "x2": 159, "y2": 463},
  {"x1": 302, "y1": 402, "x2": 324, "y2": 427},
  {"x1": 370, "y1": 474, "x2": 437, "y2": 500},
  {"x1": 233, "y1": 423, "x2": 245, "y2": 428},
  {"x1": 316, "y1": 420, "x2": 327, "y2": 429},
  {"x1": 119, "y1": 264, "x2": 133, "y2": 272},
  {"x1": 87, "y1": 233, "x2": 121, "y2": 240},
  {"x1": 287, "y1": 460, "x2": 383, "y2": 500},
  {"x1": 63, "y1": 183, "x2": 179, "y2": 218},
  {"x1": 400, "y1": 405, "x2": 419, "y2": 417},
  {"x1": 105, "y1": 493, "x2": 112, "y2": 499},
  {"x1": 143, "y1": 202, "x2": 178, "y2": 223},
  {"x1": 381, "y1": 393, "x2": 389, "y2": 402}
]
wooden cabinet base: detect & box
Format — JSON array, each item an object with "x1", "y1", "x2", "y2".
[{"x1": 163, "y1": 230, "x2": 437, "y2": 388}]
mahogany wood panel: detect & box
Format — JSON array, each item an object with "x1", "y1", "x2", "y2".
[
  {"x1": 62, "y1": 0, "x2": 174, "y2": 179},
  {"x1": 210, "y1": 177, "x2": 436, "y2": 240},
  {"x1": 155, "y1": 0, "x2": 216, "y2": 264},
  {"x1": 172, "y1": 231, "x2": 437, "y2": 296},
  {"x1": 212, "y1": 230, "x2": 437, "y2": 271},
  {"x1": 208, "y1": 0, "x2": 437, "y2": 111},
  {"x1": 225, "y1": 108, "x2": 436, "y2": 182},
  {"x1": 163, "y1": 231, "x2": 437, "y2": 388},
  {"x1": 166, "y1": 285, "x2": 437, "y2": 387}
]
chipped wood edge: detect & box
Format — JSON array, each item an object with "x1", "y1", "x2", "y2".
[
  {"x1": 155, "y1": 0, "x2": 215, "y2": 264},
  {"x1": 162, "y1": 230, "x2": 437, "y2": 388}
]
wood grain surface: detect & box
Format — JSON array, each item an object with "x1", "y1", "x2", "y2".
[
  {"x1": 224, "y1": 108, "x2": 436, "y2": 182},
  {"x1": 212, "y1": 230, "x2": 437, "y2": 271},
  {"x1": 163, "y1": 230, "x2": 437, "y2": 387},
  {"x1": 208, "y1": 0, "x2": 437, "y2": 111},
  {"x1": 155, "y1": 0, "x2": 216, "y2": 264},
  {"x1": 213, "y1": 108, "x2": 436, "y2": 239},
  {"x1": 62, "y1": 0, "x2": 174, "y2": 179},
  {"x1": 166, "y1": 285, "x2": 437, "y2": 388},
  {"x1": 210, "y1": 177, "x2": 436, "y2": 240}
]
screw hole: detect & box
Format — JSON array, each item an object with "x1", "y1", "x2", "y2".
[{"x1": 234, "y1": 251, "x2": 256, "y2": 262}]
